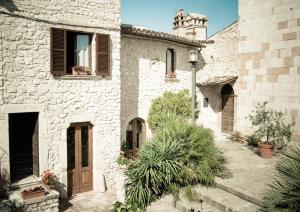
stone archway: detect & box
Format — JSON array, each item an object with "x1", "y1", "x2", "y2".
[
  {"x1": 221, "y1": 84, "x2": 234, "y2": 133},
  {"x1": 124, "y1": 118, "x2": 146, "y2": 158}
]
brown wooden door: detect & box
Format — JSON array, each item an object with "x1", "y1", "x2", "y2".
[
  {"x1": 221, "y1": 94, "x2": 234, "y2": 133},
  {"x1": 67, "y1": 124, "x2": 93, "y2": 196}
]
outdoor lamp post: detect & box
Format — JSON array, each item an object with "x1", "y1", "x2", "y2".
[{"x1": 189, "y1": 49, "x2": 198, "y2": 123}]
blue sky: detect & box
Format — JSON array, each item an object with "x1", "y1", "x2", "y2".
[{"x1": 121, "y1": 0, "x2": 238, "y2": 37}]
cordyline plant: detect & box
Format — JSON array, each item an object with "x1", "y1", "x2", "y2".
[
  {"x1": 247, "y1": 102, "x2": 291, "y2": 149},
  {"x1": 263, "y1": 145, "x2": 300, "y2": 211},
  {"x1": 114, "y1": 114, "x2": 230, "y2": 212}
]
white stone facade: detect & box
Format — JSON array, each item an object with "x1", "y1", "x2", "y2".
[
  {"x1": 0, "y1": 0, "x2": 121, "y2": 196},
  {"x1": 197, "y1": 22, "x2": 239, "y2": 135},
  {"x1": 120, "y1": 34, "x2": 196, "y2": 141}
]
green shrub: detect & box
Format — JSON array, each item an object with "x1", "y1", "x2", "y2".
[
  {"x1": 247, "y1": 102, "x2": 291, "y2": 149},
  {"x1": 148, "y1": 89, "x2": 192, "y2": 132},
  {"x1": 263, "y1": 145, "x2": 300, "y2": 211},
  {"x1": 123, "y1": 115, "x2": 230, "y2": 211},
  {"x1": 116, "y1": 155, "x2": 131, "y2": 166},
  {"x1": 245, "y1": 134, "x2": 259, "y2": 147},
  {"x1": 113, "y1": 201, "x2": 142, "y2": 212}
]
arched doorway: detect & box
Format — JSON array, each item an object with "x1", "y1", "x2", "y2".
[
  {"x1": 124, "y1": 118, "x2": 146, "y2": 158},
  {"x1": 221, "y1": 84, "x2": 234, "y2": 133}
]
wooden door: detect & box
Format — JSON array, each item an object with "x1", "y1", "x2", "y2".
[
  {"x1": 125, "y1": 119, "x2": 146, "y2": 158},
  {"x1": 67, "y1": 123, "x2": 93, "y2": 196},
  {"x1": 221, "y1": 94, "x2": 234, "y2": 133}
]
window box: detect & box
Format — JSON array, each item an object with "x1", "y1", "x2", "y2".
[
  {"x1": 72, "y1": 66, "x2": 92, "y2": 76},
  {"x1": 21, "y1": 186, "x2": 45, "y2": 200},
  {"x1": 165, "y1": 72, "x2": 177, "y2": 79}
]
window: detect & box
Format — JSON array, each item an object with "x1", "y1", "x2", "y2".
[
  {"x1": 124, "y1": 118, "x2": 146, "y2": 158},
  {"x1": 166, "y1": 48, "x2": 176, "y2": 78},
  {"x1": 51, "y1": 28, "x2": 110, "y2": 76},
  {"x1": 66, "y1": 31, "x2": 91, "y2": 75},
  {"x1": 76, "y1": 35, "x2": 89, "y2": 67},
  {"x1": 203, "y1": 98, "x2": 209, "y2": 108}
]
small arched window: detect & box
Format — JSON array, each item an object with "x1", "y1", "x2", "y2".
[
  {"x1": 124, "y1": 118, "x2": 146, "y2": 158},
  {"x1": 166, "y1": 48, "x2": 176, "y2": 78}
]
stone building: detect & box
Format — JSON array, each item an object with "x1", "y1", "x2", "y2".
[
  {"x1": 120, "y1": 25, "x2": 211, "y2": 157},
  {"x1": 1, "y1": 0, "x2": 300, "y2": 210},
  {"x1": 173, "y1": 9, "x2": 208, "y2": 40},
  {"x1": 197, "y1": 0, "x2": 300, "y2": 143},
  {"x1": 0, "y1": 0, "x2": 121, "y2": 203}
]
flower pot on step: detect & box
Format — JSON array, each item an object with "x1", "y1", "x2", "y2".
[{"x1": 258, "y1": 143, "x2": 273, "y2": 158}]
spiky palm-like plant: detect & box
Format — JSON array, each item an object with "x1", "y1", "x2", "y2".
[
  {"x1": 263, "y1": 145, "x2": 300, "y2": 211},
  {"x1": 122, "y1": 114, "x2": 230, "y2": 211}
]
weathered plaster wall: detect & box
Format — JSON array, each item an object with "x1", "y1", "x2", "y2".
[
  {"x1": 120, "y1": 35, "x2": 195, "y2": 140},
  {"x1": 197, "y1": 23, "x2": 239, "y2": 134},
  {"x1": 236, "y1": 0, "x2": 300, "y2": 141},
  {"x1": 0, "y1": 0, "x2": 121, "y2": 193}
]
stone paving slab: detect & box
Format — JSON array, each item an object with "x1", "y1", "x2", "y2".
[
  {"x1": 59, "y1": 189, "x2": 117, "y2": 212},
  {"x1": 215, "y1": 136, "x2": 278, "y2": 203}
]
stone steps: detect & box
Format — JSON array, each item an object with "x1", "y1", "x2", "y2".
[
  {"x1": 216, "y1": 179, "x2": 264, "y2": 207},
  {"x1": 148, "y1": 184, "x2": 261, "y2": 212}
]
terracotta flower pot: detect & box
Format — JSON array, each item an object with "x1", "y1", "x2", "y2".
[{"x1": 258, "y1": 143, "x2": 273, "y2": 159}]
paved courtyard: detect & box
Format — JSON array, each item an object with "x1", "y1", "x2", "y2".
[{"x1": 59, "y1": 137, "x2": 278, "y2": 211}]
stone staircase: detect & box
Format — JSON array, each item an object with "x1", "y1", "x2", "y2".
[{"x1": 148, "y1": 182, "x2": 262, "y2": 212}]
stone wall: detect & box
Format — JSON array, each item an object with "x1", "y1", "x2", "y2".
[
  {"x1": 197, "y1": 23, "x2": 239, "y2": 134},
  {"x1": 0, "y1": 189, "x2": 59, "y2": 212},
  {"x1": 120, "y1": 35, "x2": 195, "y2": 140},
  {"x1": 0, "y1": 0, "x2": 121, "y2": 194},
  {"x1": 236, "y1": 0, "x2": 300, "y2": 141}
]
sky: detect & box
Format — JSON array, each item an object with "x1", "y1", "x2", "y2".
[{"x1": 121, "y1": 0, "x2": 238, "y2": 37}]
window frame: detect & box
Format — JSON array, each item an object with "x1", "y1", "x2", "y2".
[
  {"x1": 203, "y1": 97, "x2": 209, "y2": 108},
  {"x1": 51, "y1": 28, "x2": 111, "y2": 77},
  {"x1": 165, "y1": 48, "x2": 176, "y2": 78}
]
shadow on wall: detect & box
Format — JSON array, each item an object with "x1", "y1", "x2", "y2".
[
  {"x1": 197, "y1": 52, "x2": 206, "y2": 71},
  {"x1": 198, "y1": 85, "x2": 222, "y2": 114},
  {"x1": 0, "y1": 0, "x2": 19, "y2": 13},
  {"x1": 120, "y1": 38, "x2": 140, "y2": 144}
]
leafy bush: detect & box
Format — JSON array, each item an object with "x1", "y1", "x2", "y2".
[
  {"x1": 148, "y1": 89, "x2": 192, "y2": 132},
  {"x1": 263, "y1": 145, "x2": 300, "y2": 211},
  {"x1": 247, "y1": 102, "x2": 291, "y2": 149},
  {"x1": 122, "y1": 115, "x2": 230, "y2": 211},
  {"x1": 114, "y1": 201, "x2": 142, "y2": 212},
  {"x1": 245, "y1": 134, "x2": 259, "y2": 147},
  {"x1": 116, "y1": 155, "x2": 131, "y2": 166}
]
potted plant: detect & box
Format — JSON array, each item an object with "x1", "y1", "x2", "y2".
[
  {"x1": 165, "y1": 72, "x2": 176, "y2": 79},
  {"x1": 21, "y1": 186, "x2": 45, "y2": 200},
  {"x1": 41, "y1": 170, "x2": 58, "y2": 190},
  {"x1": 247, "y1": 102, "x2": 291, "y2": 158},
  {"x1": 72, "y1": 66, "x2": 91, "y2": 75}
]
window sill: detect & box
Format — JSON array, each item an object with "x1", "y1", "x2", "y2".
[
  {"x1": 54, "y1": 75, "x2": 111, "y2": 80},
  {"x1": 164, "y1": 77, "x2": 180, "y2": 82}
]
